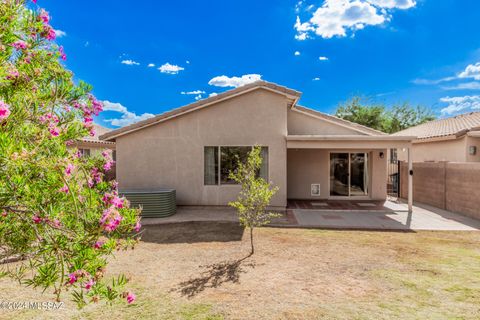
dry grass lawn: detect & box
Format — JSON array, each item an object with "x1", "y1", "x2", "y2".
[{"x1": 1, "y1": 222, "x2": 480, "y2": 319}]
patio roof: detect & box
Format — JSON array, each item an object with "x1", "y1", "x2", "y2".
[{"x1": 286, "y1": 135, "x2": 414, "y2": 149}]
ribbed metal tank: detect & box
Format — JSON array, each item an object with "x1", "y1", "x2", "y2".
[{"x1": 120, "y1": 189, "x2": 176, "y2": 218}]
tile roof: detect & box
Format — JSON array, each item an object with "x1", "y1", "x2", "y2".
[
  {"x1": 80, "y1": 123, "x2": 115, "y2": 145},
  {"x1": 100, "y1": 80, "x2": 301, "y2": 141},
  {"x1": 393, "y1": 112, "x2": 480, "y2": 140}
]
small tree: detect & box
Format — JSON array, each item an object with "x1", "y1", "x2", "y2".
[
  {"x1": 0, "y1": 0, "x2": 140, "y2": 307},
  {"x1": 228, "y1": 146, "x2": 279, "y2": 255}
]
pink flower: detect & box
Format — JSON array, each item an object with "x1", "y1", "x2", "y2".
[
  {"x1": 103, "y1": 161, "x2": 114, "y2": 171},
  {"x1": 100, "y1": 207, "x2": 123, "y2": 232},
  {"x1": 6, "y1": 69, "x2": 19, "y2": 80},
  {"x1": 91, "y1": 167, "x2": 103, "y2": 184},
  {"x1": 1, "y1": 211, "x2": 7, "y2": 217},
  {"x1": 44, "y1": 26, "x2": 56, "y2": 40},
  {"x1": 32, "y1": 214, "x2": 42, "y2": 224},
  {"x1": 68, "y1": 273, "x2": 77, "y2": 285},
  {"x1": 50, "y1": 219, "x2": 61, "y2": 228},
  {"x1": 89, "y1": 95, "x2": 103, "y2": 116},
  {"x1": 12, "y1": 41, "x2": 27, "y2": 50},
  {"x1": 59, "y1": 46, "x2": 66, "y2": 61},
  {"x1": 85, "y1": 279, "x2": 95, "y2": 291},
  {"x1": 65, "y1": 140, "x2": 74, "y2": 146},
  {"x1": 65, "y1": 163, "x2": 74, "y2": 177},
  {"x1": 126, "y1": 292, "x2": 136, "y2": 304},
  {"x1": 93, "y1": 241, "x2": 104, "y2": 249},
  {"x1": 59, "y1": 184, "x2": 69, "y2": 194},
  {"x1": 39, "y1": 9, "x2": 50, "y2": 24},
  {"x1": 111, "y1": 196, "x2": 124, "y2": 208},
  {"x1": 89, "y1": 127, "x2": 96, "y2": 137},
  {"x1": 32, "y1": 0, "x2": 37, "y2": 4},
  {"x1": 134, "y1": 221, "x2": 141, "y2": 232},
  {"x1": 0, "y1": 101, "x2": 11, "y2": 120},
  {"x1": 49, "y1": 127, "x2": 60, "y2": 137}
]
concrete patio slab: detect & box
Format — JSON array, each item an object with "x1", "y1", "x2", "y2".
[
  {"x1": 292, "y1": 202, "x2": 480, "y2": 231},
  {"x1": 141, "y1": 202, "x2": 480, "y2": 231}
]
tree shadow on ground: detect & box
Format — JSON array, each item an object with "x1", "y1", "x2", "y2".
[{"x1": 174, "y1": 253, "x2": 255, "y2": 298}]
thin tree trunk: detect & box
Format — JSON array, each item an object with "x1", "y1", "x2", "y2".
[{"x1": 249, "y1": 227, "x2": 254, "y2": 255}]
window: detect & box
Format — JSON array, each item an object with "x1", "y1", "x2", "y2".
[
  {"x1": 204, "y1": 146, "x2": 268, "y2": 185},
  {"x1": 390, "y1": 148, "x2": 398, "y2": 162},
  {"x1": 204, "y1": 147, "x2": 218, "y2": 185},
  {"x1": 112, "y1": 150, "x2": 117, "y2": 161},
  {"x1": 79, "y1": 148, "x2": 91, "y2": 157}
]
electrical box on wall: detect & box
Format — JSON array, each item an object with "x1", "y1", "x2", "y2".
[{"x1": 311, "y1": 184, "x2": 320, "y2": 196}]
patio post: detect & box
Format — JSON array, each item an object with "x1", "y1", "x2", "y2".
[{"x1": 408, "y1": 147, "x2": 413, "y2": 213}]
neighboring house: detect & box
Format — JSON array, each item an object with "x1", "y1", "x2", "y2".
[
  {"x1": 75, "y1": 123, "x2": 116, "y2": 158},
  {"x1": 100, "y1": 81, "x2": 414, "y2": 210},
  {"x1": 394, "y1": 112, "x2": 480, "y2": 162}
]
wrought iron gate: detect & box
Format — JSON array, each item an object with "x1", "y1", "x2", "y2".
[{"x1": 387, "y1": 149, "x2": 400, "y2": 198}]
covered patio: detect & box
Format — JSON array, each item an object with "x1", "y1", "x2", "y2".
[{"x1": 286, "y1": 135, "x2": 415, "y2": 212}]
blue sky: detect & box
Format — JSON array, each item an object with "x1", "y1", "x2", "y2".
[{"x1": 42, "y1": 0, "x2": 480, "y2": 127}]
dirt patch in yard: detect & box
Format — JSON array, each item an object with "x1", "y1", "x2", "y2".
[{"x1": 1, "y1": 223, "x2": 480, "y2": 319}]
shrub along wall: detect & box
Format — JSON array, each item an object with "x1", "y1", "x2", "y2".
[{"x1": 400, "y1": 161, "x2": 480, "y2": 220}]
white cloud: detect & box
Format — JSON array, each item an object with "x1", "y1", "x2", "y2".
[
  {"x1": 158, "y1": 63, "x2": 184, "y2": 74},
  {"x1": 319, "y1": 56, "x2": 329, "y2": 61},
  {"x1": 147, "y1": 63, "x2": 155, "y2": 67},
  {"x1": 102, "y1": 101, "x2": 155, "y2": 127},
  {"x1": 294, "y1": 0, "x2": 416, "y2": 40},
  {"x1": 186, "y1": 60, "x2": 191, "y2": 64},
  {"x1": 441, "y1": 82, "x2": 480, "y2": 91},
  {"x1": 194, "y1": 95, "x2": 202, "y2": 101},
  {"x1": 458, "y1": 62, "x2": 480, "y2": 81},
  {"x1": 181, "y1": 90, "x2": 206, "y2": 95},
  {"x1": 367, "y1": 0, "x2": 416, "y2": 9},
  {"x1": 294, "y1": 51, "x2": 301, "y2": 56},
  {"x1": 121, "y1": 60, "x2": 140, "y2": 66},
  {"x1": 208, "y1": 74, "x2": 262, "y2": 88},
  {"x1": 313, "y1": 77, "x2": 321, "y2": 81},
  {"x1": 209, "y1": 92, "x2": 218, "y2": 97},
  {"x1": 54, "y1": 29, "x2": 66, "y2": 38},
  {"x1": 440, "y1": 95, "x2": 480, "y2": 115},
  {"x1": 295, "y1": 1, "x2": 304, "y2": 13}
]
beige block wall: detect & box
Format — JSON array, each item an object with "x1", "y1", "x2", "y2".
[
  {"x1": 400, "y1": 162, "x2": 446, "y2": 209},
  {"x1": 445, "y1": 162, "x2": 480, "y2": 218},
  {"x1": 400, "y1": 161, "x2": 480, "y2": 219},
  {"x1": 115, "y1": 89, "x2": 288, "y2": 207},
  {"x1": 287, "y1": 149, "x2": 387, "y2": 200}
]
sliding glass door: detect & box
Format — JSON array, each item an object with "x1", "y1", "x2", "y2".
[{"x1": 330, "y1": 152, "x2": 368, "y2": 197}]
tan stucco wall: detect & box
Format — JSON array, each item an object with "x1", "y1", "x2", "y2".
[
  {"x1": 115, "y1": 89, "x2": 288, "y2": 207},
  {"x1": 287, "y1": 149, "x2": 387, "y2": 200},
  {"x1": 287, "y1": 109, "x2": 365, "y2": 135},
  {"x1": 398, "y1": 137, "x2": 468, "y2": 162}
]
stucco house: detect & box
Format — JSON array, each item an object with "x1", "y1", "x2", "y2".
[
  {"x1": 100, "y1": 81, "x2": 414, "y2": 211},
  {"x1": 394, "y1": 112, "x2": 480, "y2": 163},
  {"x1": 75, "y1": 123, "x2": 116, "y2": 158}
]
